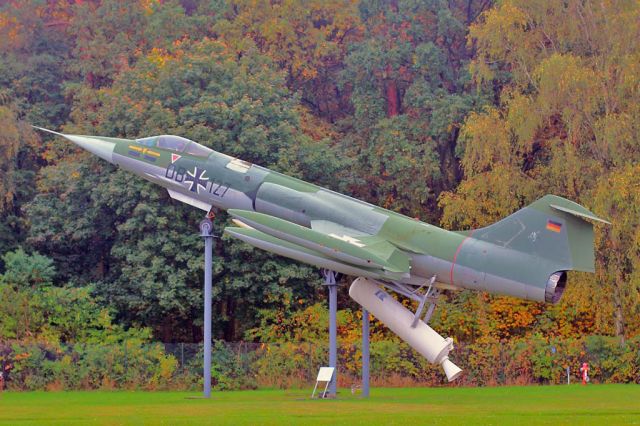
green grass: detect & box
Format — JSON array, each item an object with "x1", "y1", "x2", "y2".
[{"x1": 1, "y1": 385, "x2": 639, "y2": 425}]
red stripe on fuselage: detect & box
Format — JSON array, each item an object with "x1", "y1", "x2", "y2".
[{"x1": 449, "y1": 230, "x2": 476, "y2": 286}]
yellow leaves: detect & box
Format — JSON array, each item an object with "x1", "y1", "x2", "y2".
[
  {"x1": 470, "y1": 1, "x2": 528, "y2": 48},
  {"x1": 533, "y1": 54, "x2": 599, "y2": 137},
  {"x1": 460, "y1": 107, "x2": 514, "y2": 177},
  {"x1": 594, "y1": 107, "x2": 640, "y2": 167},
  {"x1": 590, "y1": 165, "x2": 640, "y2": 335},
  {"x1": 593, "y1": 164, "x2": 640, "y2": 238},
  {"x1": 468, "y1": 1, "x2": 531, "y2": 84},
  {"x1": 439, "y1": 164, "x2": 536, "y2": 229},
  {"x1": 147, "y1": 47, "x2": 170, "y2": 69},
  {"x1": 505, "y1": 92, "x2": 538, "y2": 145},
  {"x1": 214, "y1": 0, "x2": 362, "y2": 83},
  {"x1": 461, "y1": 0, "x2": 640, "y2": 241},
  {"x1": 471, "y1": 0, "x2": 640, "y2": 95}
]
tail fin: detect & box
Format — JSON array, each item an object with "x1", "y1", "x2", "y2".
[{"x1": 472, "y1": 195, "x2": 609, "y2": 273}]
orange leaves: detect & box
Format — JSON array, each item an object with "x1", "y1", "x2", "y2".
[
  {"x1": 139, "y1": 0, "x2": 159, "y2": 16},
  {"x1": 487, "y1": 296, "x2": 543, "y2": 340},
  {"x1": 0, "y1": 12, "x2": 22, "y2": 50},
  {"x1": 13, "y1": 352, "x2": 30, "y2": 362},
  {"x1": 295, "y1": 106, "x2": 339, "y2": 142}
]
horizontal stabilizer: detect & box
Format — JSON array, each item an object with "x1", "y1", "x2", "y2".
[
  {"x1": 549, "y1": 204, "x2": 610, "y2": 224},
  {"x1": 228, "y1": 209, "x2": 410, "y2": 274}
]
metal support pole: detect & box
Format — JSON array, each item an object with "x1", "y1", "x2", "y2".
[
  {"x1": 362, "y1": 307, "x2": 370, "y2": 397},
  {"x1": 323, "y1": 270, "x2": 338, "y2": 397},
  {"x1": 200, "y1": 219, "x2": 214, "y2": 398}
]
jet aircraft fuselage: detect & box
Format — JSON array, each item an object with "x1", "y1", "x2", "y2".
[{"x1": 37, "y1": 129, "x2": 608, "y2": 305}]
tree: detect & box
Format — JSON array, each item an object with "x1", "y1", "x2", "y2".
[
  {"x1": 592, "y1": 165, "x2": 640, "y2": 343},
  {"x1": 213, "y1": 0, "x2": 362, "y2": 120},
  {"x1": 339, "y1": 0, "x2": 489, "y2": 220},
  {"x1": 0, "y1": 0, "x2": 74, "y2": 128},
  {"x1": 26, "y1": 39, "x2": 336, "y2": 341},
  {"x1": 440, "y1": 0, "x2": 640, "y2": 341},
  {"x1": 0, "y1": 99, "x2": 41, "y2": 261},
  {"x1": 0, "y1": 249, "x2": 150, "y2": 345},
  {"x1": 0, "y1": 248, "x2": 55, "y2": 289}
]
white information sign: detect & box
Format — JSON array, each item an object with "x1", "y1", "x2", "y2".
[
  {"x1": 316, "y1": 367, "x2": 335, "y2": 382},
  {"x1": 311, "y1": 367, "x2": 335, "y2": 398}
]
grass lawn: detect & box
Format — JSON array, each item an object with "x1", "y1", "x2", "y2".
[{"x1": 1, "y1": 384, "x2": 639, "y2": 425}]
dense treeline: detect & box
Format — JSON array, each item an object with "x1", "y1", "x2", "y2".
[{"x1": 1, "y1": 0, "x2": 639, "y2": 386}]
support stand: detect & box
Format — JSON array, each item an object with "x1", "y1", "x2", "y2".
[
  {"x1": 362, "y1": 307, "x2": 370, "y2": 397},
  {"x1": 200, "y1": 218, "x2": 216, "y2": 398},
  {"x1": 322, "y1": 269, "x2": 338, "y2": 397},
  {"x1": 378, "y1": 276, "x2": 439, "y2": 327}
]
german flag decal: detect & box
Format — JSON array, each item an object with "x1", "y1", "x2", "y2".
[{"x1": 546, "y1": 220, "x2": 562, "y2": 233}]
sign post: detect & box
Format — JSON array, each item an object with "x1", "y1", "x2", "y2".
[{"x1": 323, "y1": 270, "x2": 338, "y2": 397}]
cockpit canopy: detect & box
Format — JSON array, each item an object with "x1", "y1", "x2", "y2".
[{"x1": 135, "y1": 135, "x2": 213, "y2": 157}]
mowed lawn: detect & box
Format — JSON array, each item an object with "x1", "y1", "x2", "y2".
[{"x1": 1, "y1": 384, "x2": 640, "y2": 425}]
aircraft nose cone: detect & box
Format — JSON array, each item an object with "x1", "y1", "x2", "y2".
[
  {"x1": 33, "y1": 127, "x2": 117, "y2": 164},
  {"x1": 64, "y1": 135, "x2": 116, "y2": 164}
]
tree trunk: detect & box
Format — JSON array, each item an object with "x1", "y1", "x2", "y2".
[
  {"x1": 613, "y1": 274, "x2": 625, "y2": 345},
  {"x1": 191, "y1": 321, "x2": 201, "y2": 343},
  {"x1": 162, "y1": 316, "x2": 173, "y2": 343},
  {"x1": 223, "y1": 297, "x2": 237, "y2": 341},
  {"x1": 385, "y1": 65, "x2": 401, "y2": 117}
]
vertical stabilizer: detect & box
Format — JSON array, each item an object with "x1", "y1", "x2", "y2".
[{"x1": 472, "y1": 195, "x2": 608, "y2": 273}]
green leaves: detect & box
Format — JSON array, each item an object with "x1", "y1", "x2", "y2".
[
  {"x1": 0, "y1": 248, "x2": 55, "y2": 289},
  {"x1": 27, "y1": 37, "x2": 330, "y2": 341},
  {"x1": 3, "y1": 0, "x2": 638, "y2": 350}
]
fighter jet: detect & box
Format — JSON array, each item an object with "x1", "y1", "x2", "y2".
[{"x1": 35, "y1": 127, "x2": 608, "y2": 381}]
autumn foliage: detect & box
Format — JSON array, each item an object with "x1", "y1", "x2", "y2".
[{"x1": 1, "y1": 0, "x2": 639, "y2": 389}]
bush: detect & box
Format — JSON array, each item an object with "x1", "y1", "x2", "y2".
[
  {"x1": 3, "y1": 335, "x2": 640, "y2": 390},
  {"x1": 5, "y1": 341, "x2": 179, "y2": 391}
]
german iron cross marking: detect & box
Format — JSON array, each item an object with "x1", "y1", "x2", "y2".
[{"x1": 185, "y1": 167, "x2": 209, "y2": 193}]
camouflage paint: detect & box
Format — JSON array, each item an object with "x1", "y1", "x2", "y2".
[{"x1": 36, "y1": 128, "x2": 608, "y2": 304}]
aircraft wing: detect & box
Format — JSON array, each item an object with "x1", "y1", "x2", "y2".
[{"x1": 226, "y1": 209, "x2": 410, "y2": 277}]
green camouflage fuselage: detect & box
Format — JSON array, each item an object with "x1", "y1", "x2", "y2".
[{"x1": 41, "y1": 130, "x2": 607, "y2": 304}]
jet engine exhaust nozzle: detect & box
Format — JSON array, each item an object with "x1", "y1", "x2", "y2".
[
  {"x1": 348, "y1": 277, "x2": 463, "y2": 382},
  {"x1": 545, "y1": 271, "x2": 567, "y2": 304}
]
